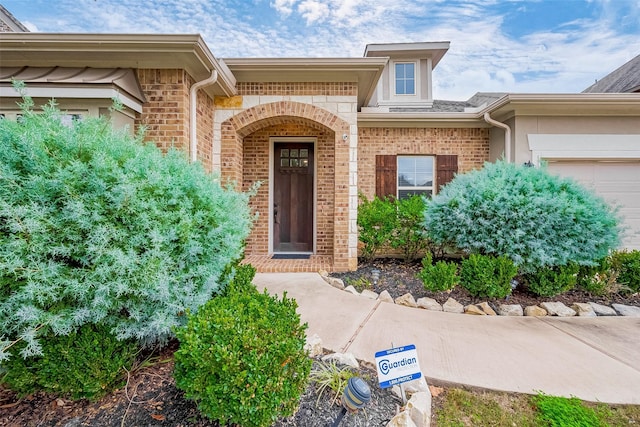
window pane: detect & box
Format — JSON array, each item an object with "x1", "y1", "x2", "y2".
[
  {"x1": 399, "y1": 189, "x2": 432, "y2": 200},
  {"x1": 290, "y1": 149, "x2": 299, "y2": 157},
  {"x1": 281, "y1": 159, "x2": 289, "y2": 167},
  {"x1": 395, "y1": 63, "x2": 404, "y2": 78},
  {"x1": 405, "y1": 80, "x2": 415, "y2": 95},
  {"x1": 300, "y1": 159, "x2": 309, "y2": 167},
  {"x1": 300, "y1": 149, "x2": 308, "y2": 158},
  {"x1": 281, "y1": 149, "x2": 289, "y2": 158},
  {"x1": 405, "y1": 63, "x2": 415, "y2": 79}
]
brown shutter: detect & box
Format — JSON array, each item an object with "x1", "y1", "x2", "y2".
[
  {"x1": 436, "y1": 155, "x2": 458, "y2": 192},
  {"x1": 375, "y1": 155, "x2": 397, "y2": 198}
]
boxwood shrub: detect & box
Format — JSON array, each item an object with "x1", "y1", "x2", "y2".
[
  {"x1": 174, "y1": 286, "x2": 311, "y2": 427},
  {"x1": 460, "y1": 254, "x2": 518, "y2": 299},
  {"x1": 1, "y1": 323, "x2": 137, "y2": 400}
]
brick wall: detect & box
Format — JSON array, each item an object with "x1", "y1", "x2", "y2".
[
  {"x1": 218, "y1": 98, "x2": 355, "y2": 271},
  {"x1": 195, "y1": 90, "x2": 214, "y2": 172},
  {"x1": 237, "y1": 82, "x2": 357, "y2": 96},
  {"x1": 136, "y1": 69, "x2": 191, "y2": 154},
  {"x1": 357, "y1": 127, "x2": 490, "y2": 197},
  {"x1": 242, "y1": 123, "x2": 335, "y2": 256}
]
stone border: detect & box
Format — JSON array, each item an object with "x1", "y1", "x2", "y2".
[{"x1": 319, "y1": 272, "x2": 640, "y2": 318}]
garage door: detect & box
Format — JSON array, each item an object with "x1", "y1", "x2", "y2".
[{"x1": 547, "y1": 160, "x2": 640, "y2": 250}]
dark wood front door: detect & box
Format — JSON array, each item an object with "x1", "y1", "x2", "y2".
[{"x1": 273, "y1": 142, "x2": 314, "y2": 252}]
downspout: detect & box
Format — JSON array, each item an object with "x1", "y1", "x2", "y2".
[
  {"x1": 483, "y1": 112, "x2": 512, "y2": 162},
  {"x1": 190, "y1": 70, "x2": 218, "y2": 163}
]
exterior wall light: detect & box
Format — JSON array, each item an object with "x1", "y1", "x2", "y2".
[{"x1": 371, "y1": 269, "x2": 381, "y2": 285}]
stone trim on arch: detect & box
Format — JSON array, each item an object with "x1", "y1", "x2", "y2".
[{"x1": 220, "y1": 100, "x2": 355, "y2": 272}]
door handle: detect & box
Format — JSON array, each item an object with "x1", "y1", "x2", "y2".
[{"x1": 274, "y1": 203, "x2": 279, "y2": 224}]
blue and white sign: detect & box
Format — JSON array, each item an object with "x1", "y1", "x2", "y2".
[{"x1": 374, "y1": 344, "x2": 422, "y2": 389}]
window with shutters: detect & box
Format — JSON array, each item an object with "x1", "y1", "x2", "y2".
[{"x1": 376, "y1": 154, "x2": 458, "y2": 199}]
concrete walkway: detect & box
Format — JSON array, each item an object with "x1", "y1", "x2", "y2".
[{"x1": 254, "y1": 272, "x2": 640, "y2": 405}]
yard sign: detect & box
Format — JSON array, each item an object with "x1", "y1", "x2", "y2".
[{"x1": 374, "y1": 344, "x2": 422, "y2": 388}]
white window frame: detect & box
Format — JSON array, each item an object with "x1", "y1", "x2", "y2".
[
  {"x1": 397, "y1": 155, "x2": 434, "y2": 199},
  {"x1": 393, "y1": 61, "x2": 417, "y2": 96}
]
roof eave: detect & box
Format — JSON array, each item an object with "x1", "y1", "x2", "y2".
[
  {"x1": 223, "y1": 57, "x2": 388, "y2": 108},
  {"x1": 0, "y1": 33, "x2": 237, "y2": 97}
]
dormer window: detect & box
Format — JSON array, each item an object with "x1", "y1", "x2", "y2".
[{"x1": 395, "y1": 62, "x2": 415, "y2": 95}]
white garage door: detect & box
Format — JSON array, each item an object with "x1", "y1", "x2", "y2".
[{"x1": 546, "y1": 160, "x2": 640, "y2": 250}]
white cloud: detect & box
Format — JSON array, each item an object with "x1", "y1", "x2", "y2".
[
  {"x1": 298, "y1": 0, "x2": 330, "y2": 24},
  {"x1": 271, "y1": 0, "x2": 297, "y2": 16}
]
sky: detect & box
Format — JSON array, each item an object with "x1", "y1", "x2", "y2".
[{"x1": 3, "y1": 0, "x2": 640, "y2": 100}]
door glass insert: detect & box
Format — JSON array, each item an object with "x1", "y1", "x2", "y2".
[{"x1": 279, "y1": 146, "x2": 310, "y2": 172}]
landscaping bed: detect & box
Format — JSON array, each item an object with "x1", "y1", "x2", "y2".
[{"x1": 332, "y1": 258, "x2": 640, "y2": 310}]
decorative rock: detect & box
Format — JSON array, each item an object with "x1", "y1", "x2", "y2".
[
  {"x1": 540, "y1": 302, "x2": 576, "y2": 317},
  {"x1": 321, "y1": 352, "x2": 359, "y2": 369},
  {"x1": 417, "y1": 297, "x2": 443, "y2": 311},
  {"x1": 343, "y1": 285, "x2": 359, "y2": 296},
  {"x1": 612, "y1": 304, "x2": 640, "y2": 317},
  {"x1": 304, "y1": 333, "x2": 323, "y2": 357},
  {"x1": 360, "y1": 289, "x2": 379, "y2": 300},
  {"x1": 443, "y1": 298, "x2": 464, "y2": 313},
  {"x1": 386, "y1": 411, "x2": 418, "y2": 427},
  {"x1": 318, "y1": 269, "x2": 329, "y2": 277},
  {"x1": 324, "y1": 276, "x2": 345, "y2": 290},
  {"x1": 477, "y1": 302, "x2": 497, "y2": 315},
  {"x1": 571, "y1": 303, "x2": 596, "y2": 317},
  {"x1": 524, "y1": 305, "x2": 547, "y2": 316},
  {"x1": 464, "y1": 304, "x2": 486, "y2": 315},
  {"x1": 392, "y1": 377, "x2": 430, "y2": 399},
  {"x1": 497, "y1": 304, "x2": 523, "y2": 316},
  {"x1": 378, "y1": 290, "x2": 395, "y2": 303},
  {"x1": 588, "y1": 302, "x2": 617, "y2": 316},
  {"x1": 396, "y1": 292, "x2": 418, "y2": 308},
  {"x1": 406, "y1": 392, "x2": 432, "y2": 427}
]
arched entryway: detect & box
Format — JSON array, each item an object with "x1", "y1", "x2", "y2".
[{"x1": 220, "y1": 101, "x2": 353, "y2": 272}]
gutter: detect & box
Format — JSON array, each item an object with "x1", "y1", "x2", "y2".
[
  {"x1": 189, "y1": 70, "x2": 218, "y2": 163},
  {"x1": 483, "y1": 112, "x2": 511, "y2": 162}
]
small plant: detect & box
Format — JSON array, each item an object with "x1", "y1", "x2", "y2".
[
  {"x1": 610, "y1": 249, "x2": 640, "y2": 293},
  {"x1": 533, "y1": 392, "x2": 601, "y2": 427},
  {"x1": 357, "y1": 193, "x2": 396, "y2": 262},
  {"x1": 309, "y1": 360, "x2": 358, "y2": 406},
  {"x1": 344, "y1": 276, "x2": 372, "y2": 292},
  {"x1": 418, "y1": 253, "x2": 459, "y2": 292},
  {"x1": 390, "y1": 195, "x2": 429, "y2": 263},
  {"x1": 1, "y1": 323, "x2": 137, "y2": 400},
  {"x1": 174, "y1": 288, "x2": 311, "y2": 427},
  {"x1": 525, "y1": 264, "x2": 579, "y2": 297},
  {"x1": 460, "y1": 254, "x2": 518, "y2": 299}
]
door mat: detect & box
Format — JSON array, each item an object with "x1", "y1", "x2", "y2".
[{"x1": 271, "y1": 254, "x2": 311, "y2": 260}]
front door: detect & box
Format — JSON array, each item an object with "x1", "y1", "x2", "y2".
[{"x1": 273, "y1": 142, "x2": 314, "y2": 252}]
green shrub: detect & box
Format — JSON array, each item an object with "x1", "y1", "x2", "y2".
[
  {"x1": 223, "y1": 263, "x2": 258, "y2": 295},
  {"x1": 174, "y1": 289, "x2": 311, "y2": 427},
  {"x1": 357, "y1": 193, "x2": 396, "y2": 262},
  {"x1": 424, "y1": 160, "x2": 620, "y2": 273},
  {"x1": 610, "y1": 249, "x2": 640, "y2": 293},
  {"x1": 577, "y1": 257, "x2": 616, "y2": 296},
  {"x1": 1, "y1": 323, "x2": 137, "y2": 400},
  {"x1": 0, "y1": 89, "x2": 254, "y2": 359},
  {"x1": 533, "y1": 393, "x2": 601, "y2": 427},
  {"x1": 390, "y1": 195, "x2": 429, "y2": 263},
  {"x1": 460, "y1": 254, "x2": 517, "y2": 299},
  {"x1": 526, "y1": 264, "x2": 579, "y2": 297},
  {"x1": 418, "y1": 253, "x2": 459, "y2": 292}
]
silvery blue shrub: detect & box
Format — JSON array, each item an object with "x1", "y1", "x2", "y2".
[{"x1": 424, "y1": 160, "x2": 620, "y2": 273}]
